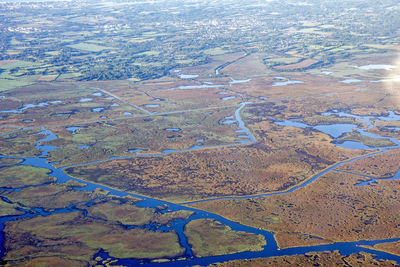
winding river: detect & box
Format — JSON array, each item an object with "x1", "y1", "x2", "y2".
[{"x1": 1, "y1": 103, "x2": 400, "y2": 266}]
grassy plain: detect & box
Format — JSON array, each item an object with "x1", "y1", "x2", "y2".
[
  {"x1": 81, "y1": 196, "x2": 193, "y2": 226},
  {"x1": 209, "y1": 251, "x2": 398, "y2": 266},
  {"x1": 0, "y1": 165, "x2": 55, "y2": 188},
  {"x1": 184, "y1": 219, "x2": 266, "y2": 257},
  {"x1": 85, "y1": 77, "x2": 249, "y2": 113},
  {"x1": 0, "y1": 128, "x2": 43, "y2": 157},
  {"x1": 0, "y1": 158, "x2": 23, "y2": 167},
  {"x1": 337, "y1": 148, "x2": 400, "y2": 178},
  {"x1": 0, "y1": 82, "x2": 142, "y2": 128},
  {"x1": 3, "y1": 211, "x2": 184, "y2": 265},
  {"x1": 67, "y1": 43, "x2": 114, "y2": 52},
  {"x1": 3, "y1": 183, "x2": 106, "y2": 211},
  {"x1": 337, "y1": 131, "x2": 396, "y2": 147},
  {"x1": 0, "y1": 199, "x2": 24, "y2": 217},
  {"x1": 0, "y1": 1, "x2": 400, "y2": 265},
  {"x1": 47, "y1": 106, "x2": 240, "y2": 167},
  {"x1": 303, "y1": 115, "x2": 361, "y2": 126},
  {"x1": 64, "y1": 102, "x2": 367, "y2": 202},
  {"x1": 190, "y1": 171, "x2": 400, "y2": 249},
  {"x1": 273, "y1": 59, "x2": 318, "y2": 70},
  {"x1": 369, "y1": 241, "x2": 400, "y2": 256},
  {"x1": 0, "y1": 80, "x2": 33, "y2": 92}
]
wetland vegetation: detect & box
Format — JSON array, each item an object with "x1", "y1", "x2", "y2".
[{"x1": 0, "y1": 0, "x2": 400, "y2": 266}]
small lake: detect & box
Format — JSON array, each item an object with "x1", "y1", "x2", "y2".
[
  {"x1": 335, "y1": 141, "x2": 372, "y2": 150},
  {"x1": 378, "y1": 111, "x2": 400, "y2": 121},
  {"x1": 174, "y1": 84, "x2": 225, "y2": 90},
  {"x1": 314, "y1": 124, "x2": 356, "y2": 138},
  {"x1": 275, "y1": 120, "x2": 357, "y2": 138},
  {"x1": 230, "y1": 78, "x2": 251, "y2": 84},
  {"x1": 164, "y1": 128, "x2": 181, "y2": 132},
  {"x1": 223, "y1": 120, "x2": 236, "y2": 125},
  {"x1": 321, "y1": 71, "x2": 333, "y2": 75},
  {"x1": 66, "y1": 126, "x2": 84, "y2": 134},
  {"x1": 91, "y1": 107, "x2": 104, "y2": 112},
  {"x1": 272, "y1": 77, "x2": 304, "y2": 86},
  {"x1": 221, "y1": 115, "x2": 236, "y2": 125},
  {"x1": 1, "y1": 102, "x2": 49, "y2": 113},
  {"x1": 370, "y1": 77, "x2": 400, "y2": 83},
  {"x1": 221, "y1": 96, "x2": 236, "y2": 101},
  {"x1": 355, "y1": 64, "x2": 396, "y2": 70},
  {"x1": 179, "y1": 74, "x2": 199, "y2": 79},
  {"x1": 79, "y1": 98, "x2": 92, "y2": 103},
  {"x1": 341, "y1": 79, "x2": 362, "y2": 84}
]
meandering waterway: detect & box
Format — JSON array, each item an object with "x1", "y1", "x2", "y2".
[{"x1": 1, "y1": 103, "x2": 400, "y2": 266}]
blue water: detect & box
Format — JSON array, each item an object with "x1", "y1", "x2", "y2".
[
  {"x1": 1, "y1": 104, "x2": 400, "y2": 266},
  {"x1": 336, "y1": 141, "x2": 372, "y2": 150},
  {"x1": 0, "y1": 102, "x2": 49, "y2": 113},
  {"x1": 341, "y1": 79, "x2": 362, "y2": 84},
  {"x1": 275, "y1": 120, "x2": 356, "y2": 139},
  {"x1": 66, "y1": 126, "x2": 84, "y2": 134},
  {"x1": 314, "y1": 124, "x2": 356, "y2": 138},
  {"x1": 79, "y1": 98, "x2": 93, "y2": 102},
  {"x1": 92, "y1": 107, "x2": 104, "y2": 112},
  {"x1": 387, "y1": 127, "x2": 400, "y2": 131},
  {"x1": 164, "y1": 128, "x2": 181, "y2": 132},
  {"x1": 222, "y1": 119, "x2": 236, "y2": 125},
  {"x1": 179, "y1": 74, "x2": 198, "y2": 79},
  {"x1": 275, "y1": 120, "x2": 308, "y2": 128},
  {"x1": 171, "y1": 84, "x2": 225, "y2": 90},
  {"x1": 354, "y1": 167, "x2": 400, "y2": 186},
  {"x1": 221, "y1": 96, "x2": 237, "y2": 101},
  {"x1": 144, "y1": 104, "x2": 160, "y2": 108},
  {"x1": 229, "y1": 78, "x2": 251, "y2": 84},
  {"x1": 356, "y1": 64, "x2": 396, "y2": 70},
  {"x1": 272, "y1": 77, "x2": 304, "y2": 86},
  {"x1": 378, "y1": 111, "x2": 400, "y2": 121}
]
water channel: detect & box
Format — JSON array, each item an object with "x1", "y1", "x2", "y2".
[{"x1": 1, "y1": 104, "x2": 400, "y2": 266}]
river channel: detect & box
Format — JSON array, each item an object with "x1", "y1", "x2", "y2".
[{"x1": 1, "y1": 103, "x2": 400, "y2": 266}]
